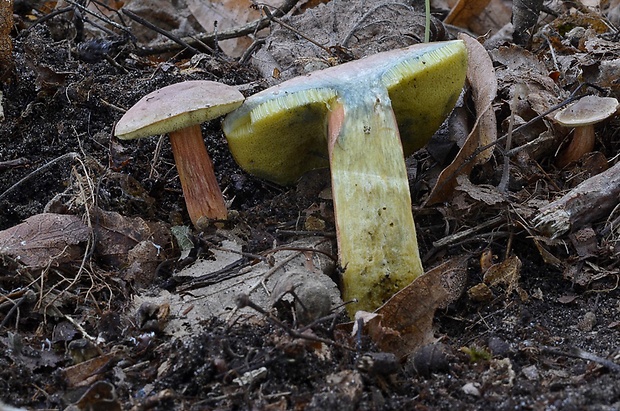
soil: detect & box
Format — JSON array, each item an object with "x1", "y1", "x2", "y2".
[{"x1": 1, "y1": 1, "x2": 620, "y2": 410}]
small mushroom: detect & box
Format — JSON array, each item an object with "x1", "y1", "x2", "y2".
[
  {"x1": 554, "y1": 95, "x2": 619, "y2": 167},
  {"x1": 223, "y1": 41, "x2": 468, "y2": 315},
  {"x1": 115, "y1": 81, "x2": 244, "y2": 227}
]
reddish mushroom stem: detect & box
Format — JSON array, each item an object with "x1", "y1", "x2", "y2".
[{"x1": 169, "y1": 124, "x2": 228, "y2": 224}]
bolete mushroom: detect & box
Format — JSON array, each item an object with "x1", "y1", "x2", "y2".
[
  {"x1": 554, "y1": 95, "x2": 619, "y2": 167},
  {"x1": 115, "y1": 80, "x2": 244, "y2": 227},
  {"x1": 223, "y1": 41, "x2": 468, "y2": 315}
]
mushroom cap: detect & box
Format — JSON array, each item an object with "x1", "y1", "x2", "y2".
[
  {"x1": 554, "y1": 96, "x2": 619, "y2": 127},
  {"x1": 222, "y1": 40, "x2": 468, "y2": 185},
  {"x1": 115, "y1": 80, "x2": 245, "y2": 140}
]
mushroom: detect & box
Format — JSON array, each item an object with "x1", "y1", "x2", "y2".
[
  {"x1": 115, "y1": 80, "x2": 244, "y2": 227},
  {"x1": 223, "y1": 41, "x2": 468, "y2": 315},
  {"x1": 554, "y1": 95, "x2": 619, "y2": 167}
]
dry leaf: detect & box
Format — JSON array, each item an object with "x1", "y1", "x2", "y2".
[
  {"x1": 512, "y1": 0, "x2": 543, "y2": 46},
  {"x1": 359, "y1": 256, "x2": 468, "y2": 360},
  {"x1": 186, "y1": 0, "x2": 284, "y2": 57},
  {"x1": 455, "y1": 175, "x2": 506, "y2": 206},
  {"x1": 0, "y1": 213, "x2": 90, "y2": 268},
  {"x1": 444, "y1": 0, "x2": 492, "y2": 29},
  {"x1": 483, "y1": 255, "x2": 525, "y2": 299},
  {"x1": 427, "y1": 34, "x2": 497, "y2": 205},
  {"x1": 92, "y1": 208, "x2": 170, "y2": 267}
]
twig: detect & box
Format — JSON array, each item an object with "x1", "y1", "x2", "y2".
[
  {"x1": 134, "y1": 0, "x2": 300, "y2": 56},
  {"x1": 276, "y1": 229, "x2": 336, "y2": 238},
  {"x1": 532, "y1": 160, "x2": 620, "y2": 238},
  {"x1": 237, "y1": 293, "x2": 355, "y2": 351},
  {"x1": 0, "y1": 152, "x2": 79, "y2": 203},
  {"x1": 248, "y1": 252, "x2": 301, "y2": 294},
  {"x1": 0, "y1": 158, "x2": 29, "y2": 170},
  {"x1": 263, "y1": 240, "x2": 337, "y2": 262},
  {"x1": 121, "y1": 9, "x2": 203, "y2": 55},
  {"x1": 341, "y1": 2, "x2": 415, "y2": 47},
  {"x1": 262, "y1": 6, "x2": 332, "y2": 56},
  {"x1": 0, "y1": 290, "x2": 36, "y2": 330},
  {"x1": 432, "y1": 216, "x2": 505, "y2": 248},
  {"x1": 498, "y1": 86, "x2": 521, "y2": 192},
  {"x1": 64, "y1": 0, "x2": 134, "y2": 38},
  {"x1": 542, "y1": 346, "x2": 620, "y2": 373},
  {"x1": 21, "y1": 6, "x2": 74, "y2": 35}
]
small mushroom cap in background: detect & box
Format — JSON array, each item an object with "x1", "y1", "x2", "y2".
[
  {"x1": 222, "y1": 41, "x2": 468, "y2": 186},
  {"x1": 554, "y1": 96, "x2": 619, "y2": 127},
  {"x1": 115, "y1": 80, "x2": 245, "y2": 140}
]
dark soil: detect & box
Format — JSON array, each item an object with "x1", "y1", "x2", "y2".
[{"x1": 1, "y1": 2, "x2": 620, "y2": 411}]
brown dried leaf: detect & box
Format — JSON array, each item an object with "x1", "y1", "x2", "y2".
[
  {"x1": 483, "y1": 255, "x2": 522, "y2": 297},
  {"x1": 63, "y1": 354, "x2": 121, "y2": 387},
  {"x1": 360, "y1": 256, "x2": 468, "y2": 360},
  {"x1": 93, "y1": 208, "x2": 171, "y2": 268},
  {"x1": 0, "y1": 213, "x2": 90, "y2": 268},
  {"x1": 444, "y1": 0, "x2": 492, "y2": 29},
  {"x1": 186, "y1": 0, "x2": 285, "y2": 57},
  {"x1": 512, "y1": 0, "x2": 543, "y2": 46},
  {"x1": 455, "y1": 175, "x2": 506, "y2": 206},
  {"x1": 427, "y1": 34, "x2": 497, "y2": 205}
]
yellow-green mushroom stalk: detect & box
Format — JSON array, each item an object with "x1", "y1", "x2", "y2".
[{"x1": 223, "y1": 41, "x2": 468, "y2": 316}]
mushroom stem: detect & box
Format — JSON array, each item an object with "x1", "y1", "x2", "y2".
[
  {"x1": 556, "y1": 126, "x2": 595, "y2": 168},
  {"x1": 327, "y1": 87, "x2": 423, "y2": 315},
  {"x1": 169, "y1": 124, "x2": 227, "y2": 224},
  {"x1": 222, "y1": 41, "x2": 468, "y2": 317}
]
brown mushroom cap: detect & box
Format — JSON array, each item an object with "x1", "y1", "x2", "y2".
[
  {"x1": 115, "y1": 80, "x2": 245, "y2": 140},
  {"x1": 554, "y1": 96, "x2": 619, "y2": 127}
]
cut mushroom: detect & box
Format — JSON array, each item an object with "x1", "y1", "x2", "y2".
[
  {"x1": 223, "y1": 41, "x2": 468, "y2": 315},
  {"x1": 115, "y1": 80, "x2": 244, "y2": 227},
  {"x1": 554, "y1": 95, "x2": 619, "y2": 168}
]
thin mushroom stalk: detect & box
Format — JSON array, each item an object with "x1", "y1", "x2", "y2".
[
  {"x1": 223, "y1": 41, "x2": 468, "y2": 316},
  {"x1": 114, "y1": 80, "x2": 245, "y2": 227},
  {"x1": 168, "y1": 123, "x2": 227, "y2": 223}
]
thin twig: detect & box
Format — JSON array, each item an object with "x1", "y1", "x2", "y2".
[
  {"x1": 134, "y1": 0, "x2": 300, "y2": 56},
  {"x1": 237, "y1": 293, "x2": 355, "y2": 351},
  {"x1": 432, "y1": 216, "x2": 505, "y2": 248},
  {"x1": 542, "y1": 346, "x2": 620, "y2": 373},
  {"x1": 498, "y1": 85, "x2": 520, "y2": 192},
  {"x1": 0, "y1": 152, "x2": 79, "y2": 203},
  {"x1": 21, "y1": 6, "x2": 74, "y2": 35},
  {"x1": 0, "y1": 158, "x2": 29, "y2": 170},
  {"x1": 262, "y1": 6, "x2": 332, "y2": 56},
  {"x1": 121, "y1": 9, "x2": 203, "y2": 55},
  {"x1": 0, "y1": 290, "x2": 36, "y2": 330},
  {"x1": 341, "y1": 2, "x2": 415, "y2": 46},
  {"x1": 64, "y1": 0, "x2": 134, "y2": 38}
]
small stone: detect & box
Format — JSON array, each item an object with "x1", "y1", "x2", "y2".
[
  {"x1": 488, "y1": 336, "x2": 510, "y2": 357},
  {"x1": 462, "y1": 382, "x2": 481, "y2": 397},
  {"x1": 577, "y1": 311, "x2": 597, "y2": 331},
  {"x1": 522, "y1": 365, "x2": 539, "y2": 381}
]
